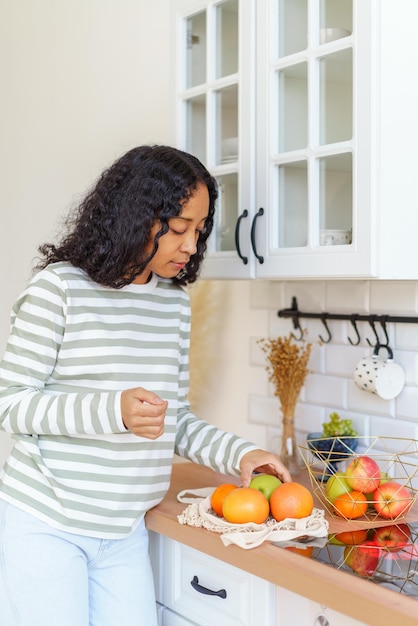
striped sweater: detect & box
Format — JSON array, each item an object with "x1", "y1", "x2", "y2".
[{"x1": 0, "y1": 262, "x2": 255, "y2": 538}]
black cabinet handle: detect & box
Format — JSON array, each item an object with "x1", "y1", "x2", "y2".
[
  {"x1": 190, "y1": 575, "x2": 227, "y2": 599},
  {"x1": 234, "y1": 209, "x2": 249, "y2": 264},
  {"x1": 250, "y1": 207, "x2": 264, "y2": 264}
]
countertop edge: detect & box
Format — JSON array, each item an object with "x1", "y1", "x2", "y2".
[{"x1": 145, "y1": 463, "x2": 418, "y2": 626}]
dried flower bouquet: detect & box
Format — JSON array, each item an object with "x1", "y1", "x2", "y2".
[{"x1": 259, "y1": 333, "x2": 312, "y2": 473}]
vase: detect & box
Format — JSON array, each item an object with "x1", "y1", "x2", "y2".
[{"x1": 280, "y1": 415, "x2": 302, "y2": 475}]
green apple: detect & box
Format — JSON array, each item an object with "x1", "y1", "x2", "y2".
[
  {"x1": 380, "y1": 471, "x2": 392, "y2": 484},
  {"x1": 328, "y1": 534, "x2": 345, "y2": 546},
  {"x1": 249, "y1": 474, "x2": 282, "y2": 501},
  {"x1": 325, "y1": 471, "x2": 351, "y2": 504}
]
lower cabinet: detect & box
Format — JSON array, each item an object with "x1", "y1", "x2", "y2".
[
  {"x1": 156, "y1": 602, "x2": 196, "y2": 626},
  {"x1": 274, "y1": 586, "x2": 367, "y2": 626},
  {"x1": 149, "y1": 532, "x2": 367, "y2": 626},
  {"x1": 149, "y1": 531, "x2": 275, "y2": 626}
]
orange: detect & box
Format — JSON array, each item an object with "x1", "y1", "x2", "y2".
[
  {"x1": 222, "y1": 487, "x2": 270, "y2": 524},
  {"x1": 333, "y1": 529, "x2": 369, "y2": 545},
  {"x1": 211, "y1": 483, "x2": 238, "y2": 517},
  {"x1": 333, "y1": 490, "x2": 368, "y2": 519},
  {"x1": 269, "y1": 482, "x2": 314, "y2": 522},
  {"x1": 285, "y1": 546, "x2": 314, "y2": 558}
]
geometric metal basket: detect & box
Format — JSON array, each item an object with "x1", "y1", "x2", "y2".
[{"x1": 298, "y1": 436, "x2": 418, "y2": 521}]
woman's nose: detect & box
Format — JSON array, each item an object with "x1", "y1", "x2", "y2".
[{"x1": 180, "y1": 232, "x2": 198, "y2": 254}]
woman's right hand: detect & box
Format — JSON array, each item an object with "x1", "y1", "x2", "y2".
[{"x1": 121, "y1": 387, "x2": 168, "y2": 439}]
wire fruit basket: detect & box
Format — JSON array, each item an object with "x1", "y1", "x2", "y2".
[{"x1": 298, "y1": 436, "x2": 418, "y2": 522}]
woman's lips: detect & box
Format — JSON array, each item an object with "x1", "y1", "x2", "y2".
[{"x1": 172, "y1": 261, "x2": 187, "y2": 270}]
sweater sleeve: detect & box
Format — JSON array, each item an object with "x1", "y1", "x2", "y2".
[
  {"x1": 0, "y1": 270, "x2": 125, "y2": 436},
  {"x1": 174, "y1": 287, "x2": 257, "y2": 477}
]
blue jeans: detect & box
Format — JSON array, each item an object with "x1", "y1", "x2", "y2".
[{"x1": 0, "y1": 500, "x2": 158, "y2": 626}]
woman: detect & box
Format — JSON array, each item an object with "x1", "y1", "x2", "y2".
[{"x1": 0, "y1": 145, "x2": 291, "y2": 625}]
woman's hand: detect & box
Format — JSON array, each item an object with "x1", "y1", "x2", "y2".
[
  {"x1": 239, "y1": 449, "x2": 292, "y2": 487},
  {"x1": 121, "y1": 387, "x2": 168, "y2": 439}
]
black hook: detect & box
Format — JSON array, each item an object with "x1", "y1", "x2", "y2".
[
  {"x1": 366, "y1": 316, "x2": 380, "y2": 347},
  {"x1": 286, "y1": 296, "x2": 304, "y2": 341},
  {"x1": 348, "y1": 314, "x2": 361, "y2": 346},
  {"x1": 319, "y1": 314, "x2": 332, "y2": 344},
  {"x1": 290, "y1": 317, "x2": 305, "y2": 341},
  {"x1": 379, "y1": 316, "x2": 390, "y2": 348}
]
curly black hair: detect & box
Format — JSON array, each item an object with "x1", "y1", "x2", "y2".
[{"x1": 37, "y1": 145, "x2": 218, "y2": 288}]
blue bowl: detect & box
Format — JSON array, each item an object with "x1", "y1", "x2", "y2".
[{"x1": 307, "y1": 432, "x2": 358, "y2": 481}]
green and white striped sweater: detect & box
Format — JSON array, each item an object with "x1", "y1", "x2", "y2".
[{"x1": 0, "y1": 262, "x2": 255, "y2": 538}]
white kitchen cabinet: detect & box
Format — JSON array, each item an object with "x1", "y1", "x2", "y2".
[
  {"x1": 161, "y1": 605, "x2": 197, "y2": 625},
  {"x1": 275, "y1": 586, "x2": 368, "y2": 626},
  {"x1": 149, "y1": 531, "x2": 369, "y2": 626},
  {"x1": 171, "y1": 0, "x2": 418, "y2": 279},
  {"x1": 149, "y1": 531, "x2": 276, "y2": 625}
]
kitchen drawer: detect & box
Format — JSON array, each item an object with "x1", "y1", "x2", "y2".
[
  {"x1": 161, "y1": 606, "x2": 197, "y2": 626},
  {"x1": 161, "y1": 536, "x2": 275, "y2": 626}
]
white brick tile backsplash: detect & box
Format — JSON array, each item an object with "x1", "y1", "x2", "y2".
[
  {"x1": 395, "y1": 385, "x2": 418, "y2": 420},
  {"x1": 249, "y1": 308, "x2": 269, "y2": 333},
  {"x1": 304, "y1": 373, "x2": 347, "y2": 409},
  {"x1": 395, "y1": 350, "x2": 418, "y2": 386},
  {"x1": 283, "y1": 282, "x2": 326, "y2": 312},
  {"x1": 250, "y1": 280, "x2": 284, "y2": 310},
  {"x1": 248, "y1": 393, "x2": 281, "y2": 426},
  {"x1": 369, "y1": 416, "x2": 417, "y2": 442},
  {"x1": 308, "y1": 342, "x2": 324, "y2": 374},
  {"x1": 296, "y1": 403, "x2": 324, "y2": 434},
  {"x1": 267, "y1": 308, "x2": 294, "y2": 338},
  {"x1": 265, "y1": 427, "x2": 282, "y2": 456},
  {"x1": 370, "y1": 281, "x2": 417, "y2": 314},
  {"x1": 325, "y1": 280, "x2": 369, "y2": 312},
  {"x1": 348, "y1": 380, "x2": 396, "y2": 417},
  {"x1": 248, "y1": 365, "x2": 270, "y2": 396},
  {"x1": 249, "y1": 279, "x2": 418, "y2": 454},
  {"x1": 249, "y1": 336, "x2": 266, "y2": 367},
  {"x1": 325, "y1": 343, "x2": 365, "y2": 377},
  {"x1": 396, "y1": 322, "x2": 418, "y2": 350}
]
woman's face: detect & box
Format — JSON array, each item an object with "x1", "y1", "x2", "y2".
[{"x1": 133, "y1": 183, "x2": 210, "y2": 284}]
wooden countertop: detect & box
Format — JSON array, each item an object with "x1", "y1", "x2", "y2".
[{"x1": 145, "y1": 462, "x2": 418, "y2": 626}]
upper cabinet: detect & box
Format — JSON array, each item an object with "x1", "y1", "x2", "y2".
[{"x1": 172, "y1": 0, "x2": 418, "y2": 279}]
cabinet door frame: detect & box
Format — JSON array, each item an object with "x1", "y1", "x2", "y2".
[
  {"x1": 172, "y1": 0, "x2": 258, "y2": 279},
  {"x1": 255, "y1": 0, "x2": 377, "y2": 279}
]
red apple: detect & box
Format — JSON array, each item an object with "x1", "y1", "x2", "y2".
[
  {"x1": 343, "y1": 542, "x2": 381, "y2": 577},
  {"x1": 345, "y1": 455, "x2": 381, "y2": 493},
  {"x1": 372, "y1": 523, "x2": 411, "y2": 552},
  {"x1": 365, "y1": 472, "x2": 390, "y2": 503},
  {"x1": 325, "y1": 471, "x2": 351, "y2": 504},
  {"x1": 373, "y1": 481, "x2": 413, "y2": 520}
]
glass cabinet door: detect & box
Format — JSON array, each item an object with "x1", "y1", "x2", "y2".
[
  {"x1": 267, "y1": 0, "x2": 354, "y2": 255},
  {"x1": 176, "y1": 0, "x2": 250, "y2": 274}
]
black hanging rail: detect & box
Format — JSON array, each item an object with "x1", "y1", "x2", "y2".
[{"x1": 277, "y1": 297, "x2": 418, "y2": 344}]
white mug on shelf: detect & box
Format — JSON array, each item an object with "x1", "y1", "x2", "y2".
[{"x1": 354, "y1": 345, "x2": 405, "y2": 400}]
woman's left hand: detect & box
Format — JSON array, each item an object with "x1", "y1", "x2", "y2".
[{"x1": 239, "y1": 449, "x2": 292, "y2": 487}]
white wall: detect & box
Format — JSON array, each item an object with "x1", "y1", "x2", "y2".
[
  {"x1": 0, "y1": 0, "x2": 174, "y2": 459},
  {"x1": 0, "y1": 0, "x2": 173, "y2": 347}
]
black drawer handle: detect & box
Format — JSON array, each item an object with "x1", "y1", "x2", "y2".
[
  {"x1": 234, "y1": 209, "x2": 249, "y2": 264},
  {"x1": 250, "y1": 207, "x2": 264, "y2": 264},
  {"x1": 190, "y1": 575, "x2": 227, "y2": 599}
]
